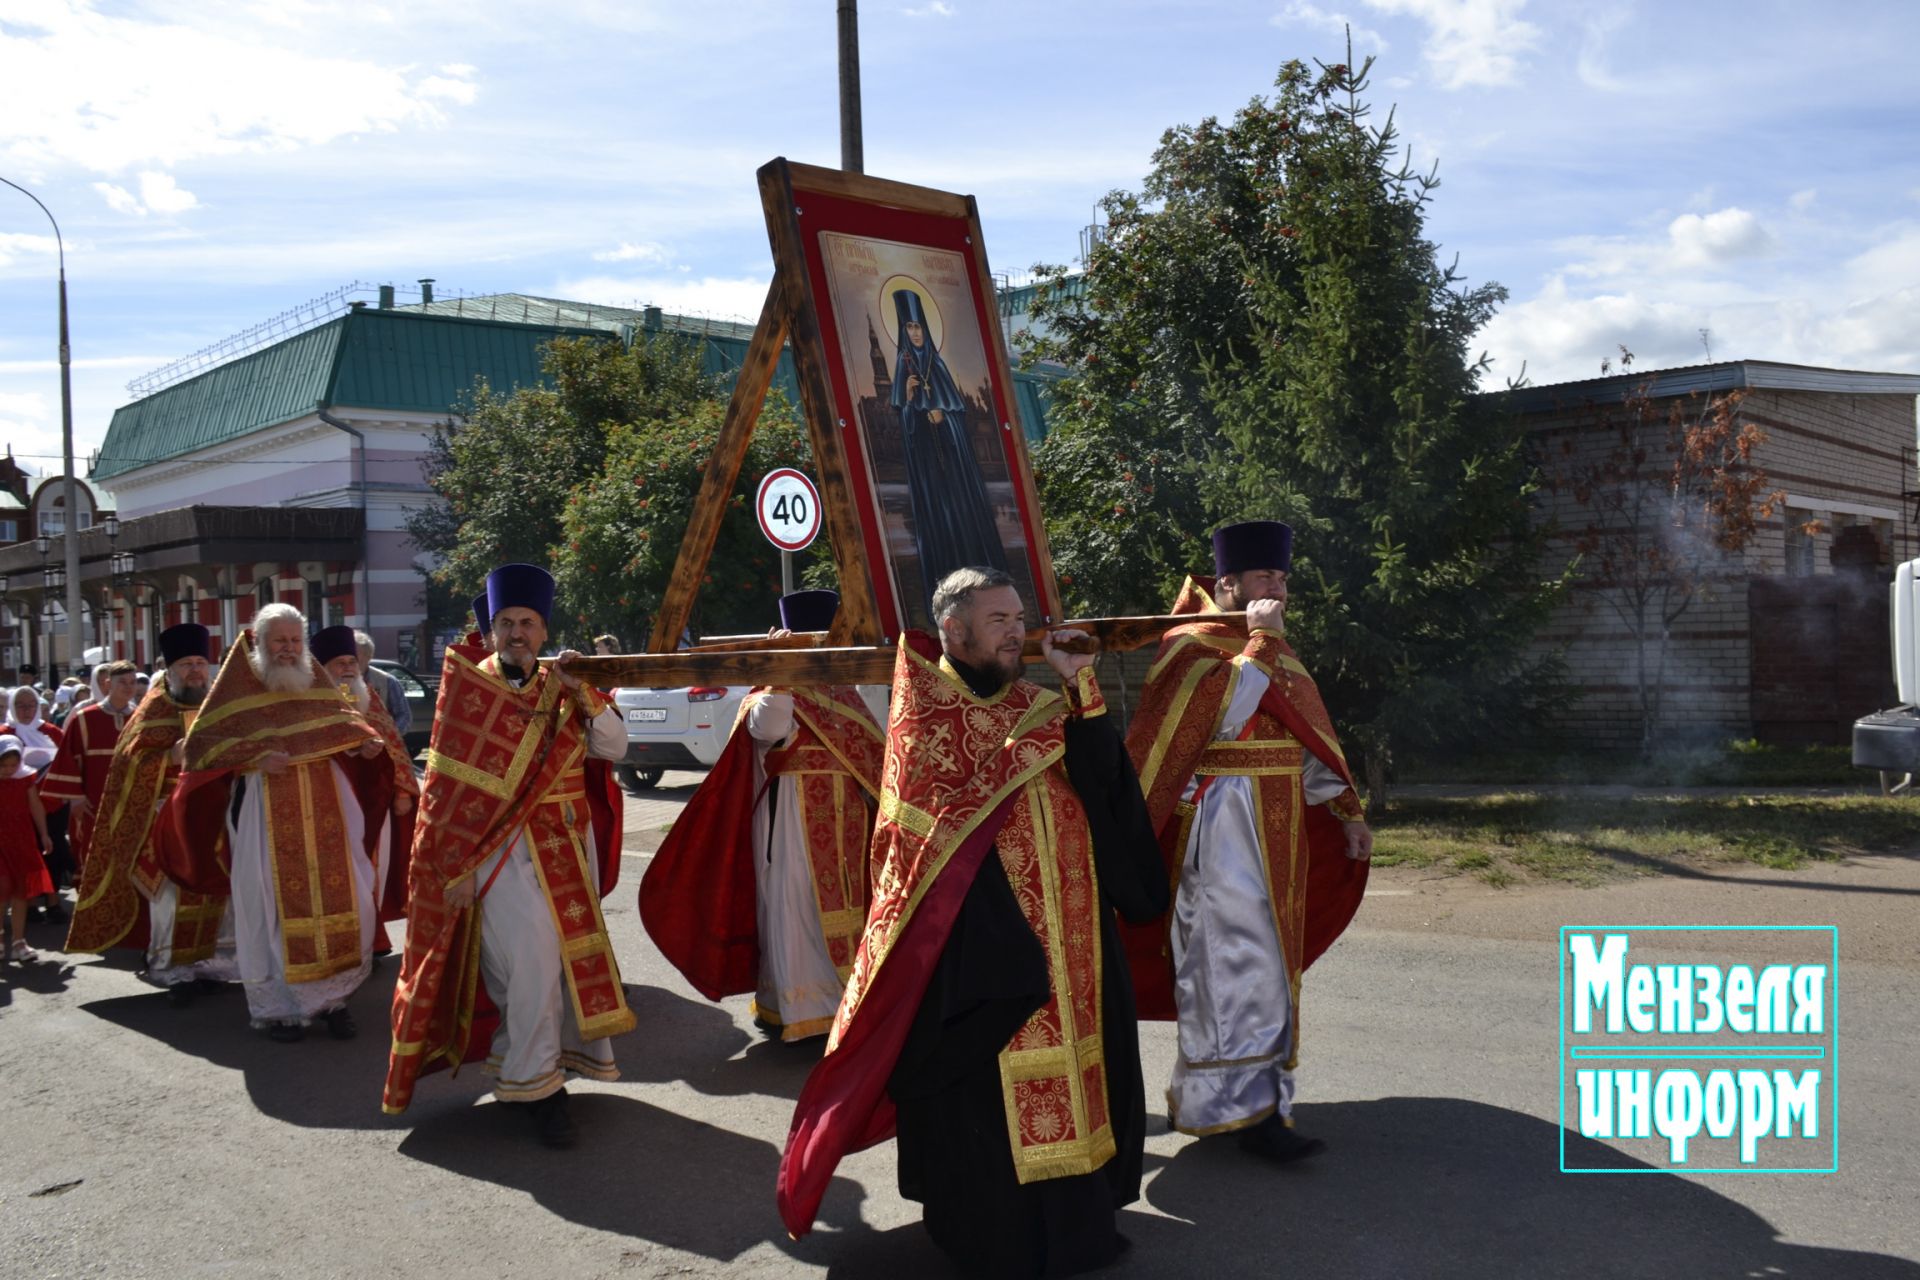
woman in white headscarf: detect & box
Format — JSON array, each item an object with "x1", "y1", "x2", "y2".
[
  {"x1": 8, "y1": 686, "x2": 63, "y2": 772},
  {"x1": 8, "y1": 686, "x2": 69, "y2": 921}
]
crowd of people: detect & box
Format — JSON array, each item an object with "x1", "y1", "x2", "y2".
[{"x1": 3, "y1": 524, "x2": 1374, "y2": 1278}]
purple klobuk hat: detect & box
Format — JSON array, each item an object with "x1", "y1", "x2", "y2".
[
  {"x1": 310, "y1": 625, "x2": 358, "y2": 666},
  {"x1": 472, "y1": 592, "x2": 491, "y2": 633},
  {"x1": 159, "y1": 623, "x2": 211, "y2": 666},
  {"x1": 1212, "y1": 521, "x2": 1293, "y2": 577},
  {"x1": 778, "y1": 590, "x2": 839, "y2": 633},
  {"x1": 486, "y1": 563, "x2": 555, "y2": 623}
]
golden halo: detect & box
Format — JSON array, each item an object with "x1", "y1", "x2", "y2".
[{"x1": 878, "y1": 274, "x2": 945, "y2": 353}]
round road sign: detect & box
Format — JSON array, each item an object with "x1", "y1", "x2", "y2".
[{"x1": 755, "y1": 468, "x2": 822, "y2": 552}]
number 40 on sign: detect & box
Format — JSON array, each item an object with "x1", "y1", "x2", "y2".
[{"x1": 756, "y1": 468, "x2": 822, "y2": 553}]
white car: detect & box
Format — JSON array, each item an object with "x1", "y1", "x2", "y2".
[{"x1": 612, "y1": 684, "x2": 750, "y2": 792}]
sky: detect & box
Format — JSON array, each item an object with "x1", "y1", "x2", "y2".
[{"x1": 3, "y1": 0, "x2": 1919, "y2": 480}]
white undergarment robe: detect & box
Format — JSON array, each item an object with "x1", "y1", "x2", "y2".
[
  {"x1": 227, "y1": 760, "x2": 374, "y2": 1026},
  {"x1": 744, "y1": 693, "x2": 845, "y2": 1040},
  {"x1": 476, "y1": 704, "x2": 627, "y2": 1103},
  {"x1": 1167, "y1": 661, "x2": 1350, "y2": 1134}
]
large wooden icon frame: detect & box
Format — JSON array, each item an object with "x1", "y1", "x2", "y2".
[
  {"x1": 575, "y1": 159, "x2": 1223, "y2": 692},
  {"x1": 645, "y1": 158, "x2": 1061, "y2": 655}
]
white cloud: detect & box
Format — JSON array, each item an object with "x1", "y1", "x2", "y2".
[
  {"x1": 552, "y1": 273, "x2": 773, "y2": 324},
  {"x1": 93, "y1": 182, "x2": 143, "y2": 216},
  {"x1": 592, "y1": 241, "x2": 673, "y2": 264},
  {"x1": 1789, "y1": 189, "x2": 1818, "y2": 213},
  {"x1": 89, "y1": 171, "x2": 199, "y2": 217},
  {"x1": 1667, "y1": 208, "x2": 1773, "y2": 267},
  {"x1": 1362, "y1": 0, "x2": 1539, "y2": 89},
  {"x1": 902, "y1": 2, "x2": 955, "y2": 15},
  {"x1": 137, "y1": 172, "x2": 199, "y2": 215},
  {"x1": 0, "y1": 231, "x2": 61, "y2": 268},
  {"x1": 1, "y1": 2, "x2": 480, "y2": 175}
]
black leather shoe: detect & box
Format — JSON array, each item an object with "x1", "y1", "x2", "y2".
[
  {"x1": 266, "y1": 1021, "x2": 306, "y2": 1043},
  {"x1": 322, "y1": 1007, "x2": 357, "y2": 1040},
  {"x1": 1237, "y1": 1116, "x2": 1326, "y2": 1164},
  {"x1": 531, "y1": 1090, "x2": 577, "y2": 1149}
]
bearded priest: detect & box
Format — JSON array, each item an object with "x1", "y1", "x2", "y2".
[
  {"x1": 166, "y1": 604, "x2": 389, "y2": 1043},
  {"x1": 642, "y1": 589, "x2": 883, "y2": 1041},
  {"x1": 64, "y1": 624, "x2": 237, "y2": 1003},
  {"x1": 383, "y1": 563, "x2": 632, "y2": 1149},
  {"x1": 778, "y1": 567, "x2": 1169, "y2": 1278}
]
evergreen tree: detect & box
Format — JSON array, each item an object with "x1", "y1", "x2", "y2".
[{"x1": 1027, "y1": 51, "x2": 1567, "y2": 795}]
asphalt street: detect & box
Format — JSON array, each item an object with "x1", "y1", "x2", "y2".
[{"x1": 3, "y1": 775, "x2": 1915, "y2": 1279}]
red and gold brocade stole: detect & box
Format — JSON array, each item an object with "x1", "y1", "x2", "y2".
[
  {"x1": 840, "y1": 641, "x2": 1115, "y2": 1185},
  {"x1": 184, "y1": 632, "x2": 380, "y2": 984},
  {"x1": 758, "y1": 685, "x2": 883, "y2": 979},
  {"x1": 67, "y1": 687, "x2": 221, "y2": 962}
]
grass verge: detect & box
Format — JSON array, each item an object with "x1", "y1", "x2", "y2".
[{"x1": 1370, "y1": 791, "x2": 1917, "y2": 888}]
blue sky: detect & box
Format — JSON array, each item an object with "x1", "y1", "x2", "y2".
[{"x1": 3, "y1": 0, "x2": 1918, "y2": 481}]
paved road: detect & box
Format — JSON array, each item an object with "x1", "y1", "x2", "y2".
[{"x1": 3, "y1": 783, "x2": 1916, "y2": 1279}]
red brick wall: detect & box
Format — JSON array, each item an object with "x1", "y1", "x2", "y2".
[{"x1": 1749, "y1": 571, "x2": 1896, "y2": 744}]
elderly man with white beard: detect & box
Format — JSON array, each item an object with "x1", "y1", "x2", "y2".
[{"x1": 168, "y1": 605, "x2": 388, "y2": 1043}]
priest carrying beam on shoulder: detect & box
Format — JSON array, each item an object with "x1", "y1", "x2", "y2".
[
  {"x1": 384, "y1": 563, "x2": 631, "y2": 1149},
  {"x1": 778, "y1": 566, "x2": 1169, "y2": 1278},
  {"x1": 1122, "y1": 520, "x2": 1372, "y2": 1163},
  {"x1": 642, "y1": 589, "x2": 884, "y2": 1042}
]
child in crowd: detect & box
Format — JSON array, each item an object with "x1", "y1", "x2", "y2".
[{"x1": 0, "y1": 734, "x2": 53, "y2": 963}]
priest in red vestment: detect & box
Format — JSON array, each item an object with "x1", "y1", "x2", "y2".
[
  {"x1": 383, "y1": 563, "x2": 631, "y2": 1149},
  {"x1": 1123, "y1": 521, "x2": 1371, "y2": 1163},
  {"x1": 166, "y1": 605, "x2": 388, "y2": 1042},
  {"x1": 642, "y1": 589, "x2": 883, "y2": 1040},
  {"x1": 41, "y1": 660, "x2": 141, "y2": 870},
  {"x1": 65, "y1": 625, "x2": 236, "y2": 1003},
  {"x1": 778, "y1": 567, "x2": 1168, "y2": 1278}
]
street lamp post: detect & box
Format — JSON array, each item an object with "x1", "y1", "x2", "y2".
[{"x1": 2, "y1": 177, "x2": 86, "y2": 679}]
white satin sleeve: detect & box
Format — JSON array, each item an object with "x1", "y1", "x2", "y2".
[
  {"x1": 1217, "y1": 661, "x2": 1271, "y2": 740},
  {"x1": 1301, "y1": 756, "x2": 1349, "y2": 806},
  {"x1": 586, "y1": 706, "x2": 626, "y2": 761},
  {"x1": 746, "y1": 692, "x2": 796, "y2": 745}
]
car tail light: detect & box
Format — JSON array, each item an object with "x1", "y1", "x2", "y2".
[{"x1": 687, "y1": 687, "x2": 727, "y2": 703}]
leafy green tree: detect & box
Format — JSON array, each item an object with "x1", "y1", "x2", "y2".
[
  {"x1": 554, "y1": 394, "x2": 826, "y2": 646},
  {"x1": 1027, "y1": 51, "x2": 1567, "y2": 797},
  {"x1": 405, "y1": 332, "x2": 724, "y2": 642}
]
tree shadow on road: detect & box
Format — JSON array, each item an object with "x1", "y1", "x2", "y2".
[
  {"x1": 617, "y1": 981, "x2": 823, "y2": 1101},
  {"x1": 1131, "y1": 1096, "x2": 1916, "y2": 1279},
  {"x1": 79, "y1": 961, "x2": 414, "y2": 1131},
  {"x1": 397, "y1": 1092, "x2": 864, "y2": 1264}
]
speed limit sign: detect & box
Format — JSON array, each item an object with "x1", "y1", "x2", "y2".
[{"x1": 755, "y1": 468, "x2": 822, "y2": 552}]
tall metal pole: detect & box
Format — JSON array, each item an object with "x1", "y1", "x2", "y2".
[
  {"x1": 1, "y1": 177, "x2": 85, "y2": 677},
  {"x1": 837, "y1": 0, "x2": 863, "y2": 173}
]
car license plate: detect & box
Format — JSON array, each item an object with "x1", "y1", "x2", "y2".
[{"x1": 627, "y1": 708, "x2": 668, "y2": 723}]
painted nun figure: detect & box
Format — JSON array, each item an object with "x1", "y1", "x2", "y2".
[{"x1": 890, "y1": 288, "x2": 1006, "y2": 599}]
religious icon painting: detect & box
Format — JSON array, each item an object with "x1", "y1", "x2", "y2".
[{"x1": 760, "y1": 159, "x2": 1061, "y2": 639}]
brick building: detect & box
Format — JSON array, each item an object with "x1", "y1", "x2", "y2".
[{"x1": 1511, "y1": 361, "x2": 1920, "y2": 746}]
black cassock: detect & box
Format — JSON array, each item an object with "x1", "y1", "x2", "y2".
[
  {"x1": 891, "y1": 334, "x2": 1008, "y2": 598},
  {"x1": 889, "y1": 660, "x2": 1169, "y2": 1278}
]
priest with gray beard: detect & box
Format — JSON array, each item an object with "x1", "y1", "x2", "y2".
[{"x1": 169, "y1": 605, "x2": 389, "y2": 1043}]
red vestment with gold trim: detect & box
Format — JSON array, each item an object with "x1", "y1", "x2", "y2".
[
  {"x1": 1121, "y1": 575, "x2": 1368, "y2": 1028},
  {"x1": 382, "y1": 646, "x2": 633, "y2": 1115},
  {"x1": 778, "y1": 634, "x2": 1118, "y2": 1239},
  {"x1": 641, "y1": 684, "x2": 881, "y2": 1007},
  {"x1": 40, "y1": 702, "x2": 126, "y2": 868},
  {"x1": 65, "y1": 685, "x2": 224, "y2": 961}
]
